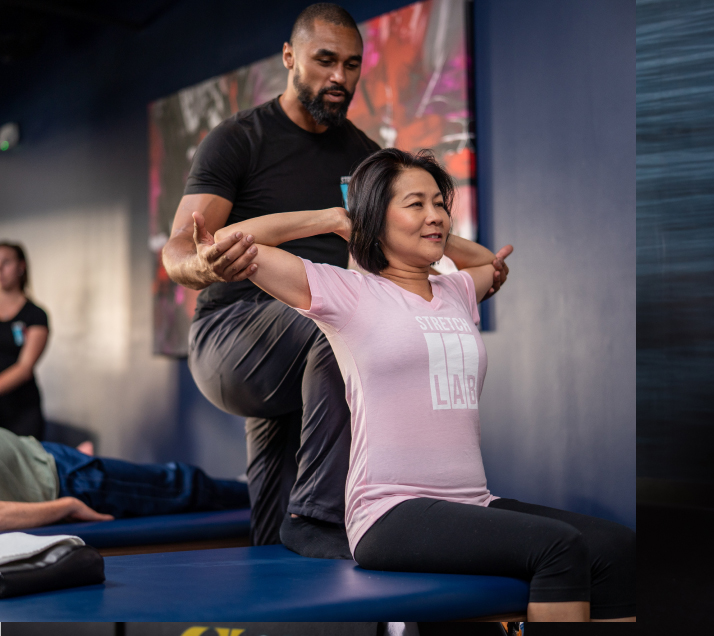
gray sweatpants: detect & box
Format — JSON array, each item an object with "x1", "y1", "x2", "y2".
[{"x1": 188, "y1": 295, "x2": 351, "y2": 545}]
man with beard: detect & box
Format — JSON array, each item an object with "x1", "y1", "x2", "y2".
[
  {"x1": 163, "y1": 3, "x2": 506, "y2": 559},
  {"x1": 163, "y1": 3, "x2": 379, "y2": 559}
]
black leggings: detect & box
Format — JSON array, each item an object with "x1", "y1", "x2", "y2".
[{"x1": 354, "y1": 498, "x2": 635, "y2": 620}]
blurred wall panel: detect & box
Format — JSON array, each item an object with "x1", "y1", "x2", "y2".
[
  {"x1": 3, "y1": 206, "x2": 131, "y2": 384},
  {"x1": 636, "y1": 0, "x2": 714, "y2": 505}
]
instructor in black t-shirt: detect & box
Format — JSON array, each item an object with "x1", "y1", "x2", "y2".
[
  {"x1": 163, "y1": 4, "x2": 374, "y2": 559},
  {"x1": 163, "y1": 4, "x2": 506, "y2": 558},
  {"x1": 0, "y1": 242, "x2": 50, "y2": 440}
]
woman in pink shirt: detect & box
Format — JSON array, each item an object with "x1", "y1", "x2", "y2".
[{"x1": 212, "y1": 148, "x2": 635, "y2": 623}]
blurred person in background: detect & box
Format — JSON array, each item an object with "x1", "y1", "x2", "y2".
[
  {"x1": 0, "y1": 427, "x2": 250, "y2": 531},
  {"x1": 0, "y1": 242, "x2": 49, "y2": 440}
]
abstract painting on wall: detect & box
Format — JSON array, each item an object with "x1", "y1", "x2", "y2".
[{"x1": 149, "y1": 0, "x2": 476, "y2": 356}]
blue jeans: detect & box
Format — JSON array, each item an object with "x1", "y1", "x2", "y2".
[{"x1": 41, "y1": 442, "x2": 250, "y2": 518}]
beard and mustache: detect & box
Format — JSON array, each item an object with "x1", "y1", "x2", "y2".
[{"x1": 293, "y1": 68, "x2": 354, "y2": 128}]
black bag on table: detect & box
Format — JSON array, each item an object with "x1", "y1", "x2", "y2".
[{"x1": 0, "y1": 535, "x2": 105, "y2": 599}]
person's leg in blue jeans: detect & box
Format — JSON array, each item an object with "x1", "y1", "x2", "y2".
[{"x1": 41, "y1": 442, "x2": 249, "y2": 518}]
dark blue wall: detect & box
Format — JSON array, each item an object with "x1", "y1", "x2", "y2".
[
  {"x1": 473, "y1": 0, "x2": 635, "y2": 528},
  {"x1": 0, "y1": 0, "x2": 635, "y2": 526}
]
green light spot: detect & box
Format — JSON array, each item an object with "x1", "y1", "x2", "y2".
[{"x1": 0, "y1": 141, "x2": 9, "y2": 151}]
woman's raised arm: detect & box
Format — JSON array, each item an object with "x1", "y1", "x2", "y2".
[
  {"x1": 213, "y1": 207, "x2": 351, "y2": 247},
  {"x1": 212, "y1": 207, "x2": 351, "y2": 310},
  {"x1": 444, "y1": 235, "x2": 513, "y2": 303}
]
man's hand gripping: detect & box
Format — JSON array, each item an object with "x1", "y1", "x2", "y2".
[{"x1": 193, "y1": 211, "x2": 258, "y2": 283}]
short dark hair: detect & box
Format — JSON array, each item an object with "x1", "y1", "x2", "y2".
[
  {"x1": 347, "y1": 148, "x2": 455, "y2": 275},
  {"x1": 290, "y1": 3, "x2": 361, "y2": 45},
  {"x1": 0, "y1": 242, "x2": 29, "y2": 291}
]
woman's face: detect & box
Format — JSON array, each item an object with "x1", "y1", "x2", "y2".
[
  {"x1": 0, "y1": 247, "x2": 24, "y2": 293},
  {"x1": 381, "y1": 168, "x2": 450, "y2": 270}
]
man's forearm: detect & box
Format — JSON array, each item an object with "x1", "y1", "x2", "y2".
[
  {"x1": 0, "y1": 499, "x2": 75, "y2": 531},
  {"x1": 444, "y1": 234, "x2": 497, "y2": 270},
  {"x1": 162, "y1": 237, "x2": 214, "y2": 290},
  {"x1": 215, "y1": 208, "x2": 344, "y2": 246}
]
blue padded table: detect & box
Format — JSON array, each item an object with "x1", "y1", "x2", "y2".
[
  {"x1": 20, "y1": 509, "x2": 251, "y2": 549},
  {"x1": 0, "y1": 545, "x2": 529, "y2": 621}
]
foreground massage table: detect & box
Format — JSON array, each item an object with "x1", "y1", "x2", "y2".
[
  {"x1": 21, "y1": 509, "x2": 252, "y2": 554},
  {"x1": 0, "y1": 544, "x2": 529, "y2": 621}
]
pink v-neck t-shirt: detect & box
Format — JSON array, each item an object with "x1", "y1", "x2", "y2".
[{"x1": 296, "y1": 259, "x2": 497, "y2": 555}]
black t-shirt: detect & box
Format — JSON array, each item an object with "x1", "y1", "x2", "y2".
[
  {"x1": 184, "y1": 96, "x2": 380, "y2": 319},
  {"x1": 0, "y1": 299, "x2": 49, "y2": 412}
]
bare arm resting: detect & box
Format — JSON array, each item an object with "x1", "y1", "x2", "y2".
[{"x1": 0, "y1": 499, "x2": 113, "y2": 531}]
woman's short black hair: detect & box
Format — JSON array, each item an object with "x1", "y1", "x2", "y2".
[{"x1": 347, "y1": 148, "x2": 455, "y2": 274}]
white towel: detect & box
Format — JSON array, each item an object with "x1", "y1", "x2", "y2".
[{"x1": 0, "y1": 532, "x2": 85, "y2": 566}]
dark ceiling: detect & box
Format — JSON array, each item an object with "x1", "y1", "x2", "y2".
[{"x1": 0, "y1": 0, "x2": 182, "y2": 65}]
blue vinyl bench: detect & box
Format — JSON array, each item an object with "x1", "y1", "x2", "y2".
[
  {"x1": 0, "y1": 544, "x2": 529, "y2": 621},
  {"x1": 21, "y1": 508, "x2": 252, "y2": 551}
]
